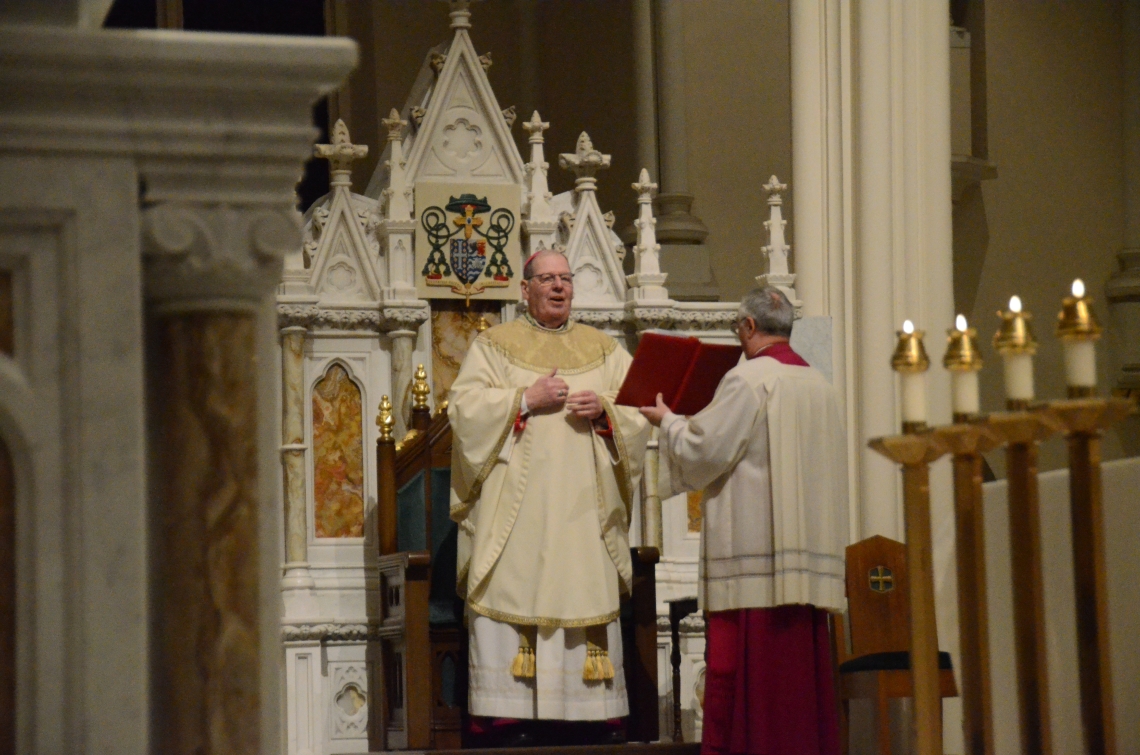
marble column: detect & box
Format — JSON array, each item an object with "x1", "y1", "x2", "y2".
[
  {"x1": 389, "y1": 328, "x2": 417, "y2": 439},
  {"x1": 280, "y1": 326, "x2": 313, "y2": 593},
  {"x1": 632, "y1": 0, "x2": 658, "y2": 183},
  {"x1": 849, "y1": 4, "x2": 957, "y2": 750},
  {"x1": 1106, "y1": 0, "x2": 1140, "y2": 405},
  {"x1": 652, "y1": 0, "x2": 716, "y2": 300},
  {"x1": 135, "y1": 36, "x2": 355, "y2": 755}
]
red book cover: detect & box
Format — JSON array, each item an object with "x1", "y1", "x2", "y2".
[{"x1": 615, "y1": 332, "x2": 742, "y2": 414}]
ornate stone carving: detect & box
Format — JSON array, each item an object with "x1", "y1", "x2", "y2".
[
  {"x1": 479, "y1": 51, "x2": 493, "y2": 71},
  {"x1": 430, "y1": 52, "x2": 447, "y2": 74},
  {"x1": 314, "y1": 119, "x2": 369, "y2": 174},
  {"x1": 330, "y1": 664, "x2": 369, "y2": 739},
  {"x1": 501, "y1": 105, "x2": 517, "y2": 127},
  {"x1": 144, "y1": 204, "x2": 299, "y2": 308},
  {"x1": 410, "y1": 106, "x2": 426, "y2": 128},
  {"x1": 281, "y1": 623, "x2": 382, "y2": 642},
  {"x1": 755, "y1": 174, "x2": 801, "y2": 313},
  {"x1": 559, "y1": 132, "x2": 612, "y2": 191}
]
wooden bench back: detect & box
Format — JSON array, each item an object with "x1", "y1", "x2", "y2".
[{"x1": 845, "y1": 535, "x2": 910, "y2": 658}]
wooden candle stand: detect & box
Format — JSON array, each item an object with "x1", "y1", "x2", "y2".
[
  {"x1": 985, "y1": 409, "x2": 1063, "y2": 755},
  {"x1": 931, "y1": 422, "x2": 1003, "y2": 755},
  {"x1": 1039, "y1": 397, "x2": 1131, "y2": 755},
  {"x1": 868, "y1": 432, "x2": 949, "y2": 755}
]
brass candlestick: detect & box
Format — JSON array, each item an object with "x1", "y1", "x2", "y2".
[
  {"x1": 945, "y1": 315, "x2": 983, "y2": 423},
  {"x1": 892, "y1": 321, "x2": 931, "y2": 434},
  {"x1": 994, "y1": 296, "x2": 1038, "y2": 411},
  {"x1": 1056, "y1": 279, "x2": 1103, "y2": 398}
]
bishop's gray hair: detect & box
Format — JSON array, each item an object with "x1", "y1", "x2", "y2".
[{"x1": 739, "y1": 286, "x2": 794, "y2": 338}]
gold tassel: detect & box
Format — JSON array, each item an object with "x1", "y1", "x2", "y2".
[
  {"x1": 583, "y1": 626, "x2": 615, "y2": 681},
  {"x1": 511, "y1": 625, "x2": 537, "y2": 679}
]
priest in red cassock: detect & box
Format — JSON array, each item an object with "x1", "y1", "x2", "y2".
[{"x1": 640, "y1": 286, "x2": 848, "y2": 755}]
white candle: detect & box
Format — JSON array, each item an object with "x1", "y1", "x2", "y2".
[
  {"x1": 1063, "y1": 340, "x2": 1097, "y2": 388},
  {"x1": 1002, "y1": 353, "x2": 1035, "y2": 401},
  {"x1": 951, "y1": 370, "x2": 980, "y2": 415},
  {"x1": 1060, "y1": 280, "x2": 1098, "y2": 389},
  {"x1": 901, "y1": 372, "x2": 928, "y2": 423}
]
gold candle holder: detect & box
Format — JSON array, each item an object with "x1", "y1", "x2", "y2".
[
  {"x1": 892, "y1": 320, "x2": 931, "y2": 433},
  {"x1": 944, "y1": 314, "x2": 983, "y2": 423},
  {"x1": 1056, "y1": 278, "x2": 1102, "y2": 398},
  {"x1": 994, "y1": 296, "x2": 1038, "y2": 411}
]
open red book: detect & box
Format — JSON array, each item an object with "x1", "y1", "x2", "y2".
[{"x1": 615, "y1": 332, "x2": 742, "y2": 415}]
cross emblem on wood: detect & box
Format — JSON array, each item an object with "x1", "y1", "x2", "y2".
[{"x1": 869, "y1": 566, "x2": 894, "y2": 593}]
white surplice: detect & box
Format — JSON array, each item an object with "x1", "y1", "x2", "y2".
[{"x1": 659, "y1": 355, "x2": 849, "y2": 613}]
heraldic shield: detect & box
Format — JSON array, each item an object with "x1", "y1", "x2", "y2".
[{"x1": 415, "y1": 185, "x2": 521, "y2": 302}]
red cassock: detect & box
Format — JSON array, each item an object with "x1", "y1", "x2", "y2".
[{"x1": 701, "y1": 342, "x2": 841, "y2": 755}]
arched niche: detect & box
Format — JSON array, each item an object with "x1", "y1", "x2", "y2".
[{"x1": 311, "y1": 361, "x2": 366, "y2": 539}]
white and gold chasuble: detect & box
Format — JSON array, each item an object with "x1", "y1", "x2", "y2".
[{"x1": 448, "y1": 317, "x2": 649, "y2": 719}]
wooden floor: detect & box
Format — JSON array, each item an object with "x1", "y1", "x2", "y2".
[{"x1": 354, "y1": 743, "x2": 701, "y2": 755}]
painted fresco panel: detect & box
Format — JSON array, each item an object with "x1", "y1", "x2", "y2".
[{"x1": 313, "y1": 364, "x2": 365, "y2": 538}]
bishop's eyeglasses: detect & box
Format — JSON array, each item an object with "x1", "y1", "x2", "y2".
[{"x1": 528, "y1": 273, "x2": 575, "y2": 287}]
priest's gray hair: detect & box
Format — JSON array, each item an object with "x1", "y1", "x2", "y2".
[
  {"x1": 739, "y1": 286, "x2": 794, "y2": 338},
  {"x1": 522, "y1": 248, "x2": 567, "y2": 279}
]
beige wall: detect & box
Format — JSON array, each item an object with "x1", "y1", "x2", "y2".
[
  {"x1": 682, "y1": 0, "x2": 793, "y2": 302},
  {"x1": 963, "y1": 0, "x2": 1130, "y2": 473}
]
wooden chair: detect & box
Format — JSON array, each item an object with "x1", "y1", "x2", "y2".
[
  {"x1": 375, "y1": 376, "x2": 661, "y2": 749},
  {"x1": 831, "y1": 535, "x2": 958, "y2": 755}
]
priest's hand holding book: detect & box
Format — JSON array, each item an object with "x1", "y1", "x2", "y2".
[{"x1": 639, "y1": 393, "x2": 669, "y2": 426}]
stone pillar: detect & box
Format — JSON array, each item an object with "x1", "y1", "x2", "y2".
[
  {"x1": 1106, "y1": 0, "x2": 1140, "y2": 406},
  {"x1": 852, "y1": 1, "x2": 954, "y2": 541},
  {"x1": 136, "y1": 40, "x2": 355, "y2": 755},
  {"x1": 632, "y1": 0, "x2": 658, "y2": 182},
  {"x1": 390, "y1": 328, "x2": 417, "y2": 439},
  {"x1": 652, "y1": 0, "x2": 716, "y2": 300},
  {"x1": 280, "y1": 326, "x2": 313, "y2": 594}
]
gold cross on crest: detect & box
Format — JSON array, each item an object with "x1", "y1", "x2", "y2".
[
  {"x1": 453, "y1": 205, "x2": 483, "y2": 240},
  {"x1": 869, "y1": 566, "x2": 894, "y2": 593}
]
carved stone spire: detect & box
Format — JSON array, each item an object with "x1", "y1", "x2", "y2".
[
  {"x1": 756, "y1": 174, "x2": 801, "y2": 311},
  {"x1": 448, "y1": 0, "x2": 472, "y2": 30},
  {"x1": 559, "y1": 132, "x2": 611, "y2": 193},
  {"x1": 381, "y1": 108, "x2": 411, "y2": 220},
  {"x1": 626, "y1": 168, "x2": 669, "y2": 301},
  {"x1": 522, "y1": 110, "x2": 554, "y2": 230},
  {"x1": 313, "y1": 119, "x2": 368, "y2": 187}
]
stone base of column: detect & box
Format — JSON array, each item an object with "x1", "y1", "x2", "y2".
[
  {"x1": 650, "y1": 193, "x2": 719, "y2": 301},
  {"x1": 282, "y1": 562, "x2": 316, "y2": 590}
]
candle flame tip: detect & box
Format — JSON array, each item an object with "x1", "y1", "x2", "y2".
[
  {"x1": 955, "y1": 314, "x2": 968, "y2": 331},
  {"x1": 1009, "y1": 295, "x2": 1023, "y2": 313},
  {"x1": 902, "y1": 319, "x2": 915, "y2": 334},
  {"x1": 1072, "y1": 278, "x2": 1085, "y2": 298}
]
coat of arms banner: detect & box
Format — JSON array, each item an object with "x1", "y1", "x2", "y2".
[{"x1": 415, "y1": 183, "x2": 521, "y2": 301}]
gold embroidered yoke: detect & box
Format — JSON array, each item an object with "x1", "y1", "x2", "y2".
[{"x1": 449, "y1": 318, "x2": 650, "y2": 628}]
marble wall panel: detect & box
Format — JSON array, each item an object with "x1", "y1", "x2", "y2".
[
  {"x1": 430, "y1": 300, "x2": 501, "y2": 406},
  {"x1": 312, "y1": 364, "x2": 365, "y2": 539},
  {"x1": 152, "y1": 313, "x2": 259, "y2": 755}
]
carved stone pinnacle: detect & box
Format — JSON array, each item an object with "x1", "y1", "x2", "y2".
[
  {"x1": 523, "y1": 110, "x2": 550, "y2": 143},
  {"x1": 313, "y1": 119, "x2": 368, "y2": 173},
  {"x1": 632, "y1": 168, "x2": 658, "y2": 198},
  {"x1": 382, "y1": 108, "x2": 407, "y2": 141},
  {"x1": 763, "y1": 174, "x2": 787, "y2": 203},
  {"x1": 559, "y1": 132, "x2": 611, "y2": 187}
]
